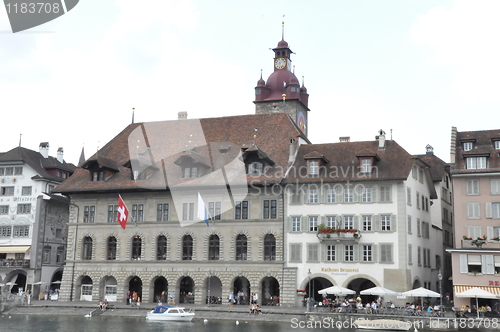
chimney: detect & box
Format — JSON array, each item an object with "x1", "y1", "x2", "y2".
[
  {"x1": 339, "y1": 137, "x2": 350, "y2": 142},
  {"x1": 288, "y1": 138, "x2": 296, "y2": 163},
  {"x1": 39, "y1": 142, "x2": 49, "y2": 158},
  {"x1": 425, "y1": 144, "x2": 434, "y2": 157},
  {"x1": 57, "y1": 147, "x2": 64, "y2": 163},
  {"x1": 178, "y1": 111, "x2": 187, "y2": 120},
  {"x1": 450, "y1": 126, "x2": 457, "y2": 164},
  {"x1": 377, "y1": 129, "x2": 386, "y2": 150}
]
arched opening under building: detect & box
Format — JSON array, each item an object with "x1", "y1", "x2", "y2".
[
  {"x1": 233, "y1": 276, "x2": 251, "y2": 305},
  {"x1": 9, "y1": 272, "x2": 26, "y2": 294},
  {"x1": 412, "y1": 279, "x2": 421, "y2": 289},
  {"x1": 50, "y1": 270, "x2": 63, "y2": 291},
  {"x1": 128, "y1": 276, "x2": 142, "y2": 300},
  {"x1": 179, "y1": 276, "x2": 194, "y2": 304},
  {"x1": 305, "y1": 277, "x2": 333, "y2": 303},
  {"x1": 80, "y1": 275, "x2": 93, "y2": 301},
  {"x1": 102, "y1": 276, "x2": 117, "y2": 302},
  {"x1": 153, "y1": 276, "x2": 168, "y2": 303},
  {"x1": 261, "y1": 276, "x2": 280, "y2": 306},
  {"x1": 347, "y1": 278, "x2": 376, "y2": 303},
  {"x1": 203, "y1": 275, "x2": 222, "y2": 304}
]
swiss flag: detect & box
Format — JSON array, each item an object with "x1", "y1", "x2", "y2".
[{"x1": 117, "y1": 194, "x2": 129, "y2": 229}]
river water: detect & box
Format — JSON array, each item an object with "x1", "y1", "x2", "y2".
[{"x1": 0, "y1": 315, "x2": 496, "y2": 332}]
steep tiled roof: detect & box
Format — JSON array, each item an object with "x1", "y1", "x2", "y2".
[
  {"x1": 452, "y1": 129, "x2": 500, "y2": 174},
  {"x1": 284, "y1": 140, "x2": 414, "y2": 183},
  {"x1": 0, "y1": 147, "x2": 76, "y2": 182},
  {"x1": 415, "y1": 154, "x2": 448, "y2": 182},
  {"x1": 55, "y1": 113, "x2": 308, "y2": 194}
]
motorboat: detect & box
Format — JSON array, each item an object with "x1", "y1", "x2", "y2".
[
  {"x1": 354, "y1": 319, "x2": 412, "y2": 331},
  {"x1": 146, "y1": 305, "x2": 195, "y2": 322}
]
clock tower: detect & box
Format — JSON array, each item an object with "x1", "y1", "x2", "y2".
[{"x1": 254, "y1": 24, "x2": 310, "y2": 136}]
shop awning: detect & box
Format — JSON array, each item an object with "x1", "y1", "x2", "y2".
[
  {"x1": 0, "y1": 246, "x2": 30, "y2": 253},
  {"x1": 454, "y1": 285, "x2": 500, "y2": 296}
]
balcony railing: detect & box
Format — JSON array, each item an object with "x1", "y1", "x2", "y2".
[
  {"x1": 0, "y1": 259, "x2": 30, "y2": 268},
  {"x1": 317, "y1": 228, "x2": 361, "y2": 243}
]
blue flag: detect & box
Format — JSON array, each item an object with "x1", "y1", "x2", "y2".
[{"x1": 197, "y1": 192, "x2": 209, "y2": 226}]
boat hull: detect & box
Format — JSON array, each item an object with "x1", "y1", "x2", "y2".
[{"x1": 146, "y1": 313, "x2": 195, "y2": 322}]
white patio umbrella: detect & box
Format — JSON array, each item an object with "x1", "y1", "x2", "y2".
[
  {"x1": 318, "y1": 285, "x2": 356, "y2": 296},
  {"x1": 402, "y1": 287, "x2": 440, "y2": 298},
  {"x1": 360, "y1": 286, "x2": 397, "y2": 296},
  {"x1": 456, "y1": 287, "x2": 499, "y2": 318}
]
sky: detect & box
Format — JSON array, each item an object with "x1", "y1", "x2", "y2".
[{"x1": 1, "y1": 0, "x2": 499, "y2": 165}]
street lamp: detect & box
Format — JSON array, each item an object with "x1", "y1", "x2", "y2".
[
  {"x1": 438, "y1": 270, "x2": 443, "y2": 314},
  {"x1": 307, "y1": 269, "x2": 311, "y2": 312},
  {"x1": 207, "y1": 270, "x2": 212, "y2": 307}
]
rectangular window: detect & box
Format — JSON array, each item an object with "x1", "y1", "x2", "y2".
[
  {"x1": 0, "y1": 205, "x2": 8, "y2": 215},
  {"x1": 263, "y1": 200, "x2": 277, "y2": 219},
  {"x1": 381, "y1": 215, "x2": 391, "y2": 231},
  {"x1": 466, "y1": 202, "x2": 481, "y2": 219},
  {"x1": 407, "y1": 215, "x2": 412, "y2": 234},
  {"x1": 407, "y1": 187, "x2": 411, "y2": 205},
  {"x1": 467, "y1": 255, "x2": 481, "y2": 274},
  {"x1": 5, "y1": 167, "x2": 13, "y2": 175},
  {"x1": 156, "y1": 203, "x2": 169, "y2": 221},
  {"x1": 491, "y1": 179, "x2": 500, "y2": 195},
  {"x1": 362, "y1": 187, "x2": 372, "y2": 202},
  {"x1": 380, "y1": 244, "x2": 393, "y2": 263},
  {"x1": 131, "y1": 204, "x2": 144, "y2": 222},
  {"x1": 419, "y1": 169, "x2": 424, "y2": 183},
  {"x1": 362, "y1": 215, "x2": 372, "y2": 231},
  {"x1": 107, "y1": 205, "x2": 118, "y2": 222},
  {"x1": 21, "y1": 186, "x2": 32, "y2": 196},
  {"x1": 492, "y1": 202, "x2": 500, "y2": 219},
  {"x1": 0, "y1": 226, "x2": 11, "y2": 237},
  {"x1": 466, "y1": 157, "x2": 487, "y2": 169},
  {"x1": 17, "y1": 204, "x2": 31, "y2": 214},
  {"x1": 344, "y1": 188, "x2": 353, "y2": 202},
  {"x1": 309, "y1": 160, "x2": 319, "y2": 176},
  {"x1": 466, "y1": 179, "x2": 480, "y2": 195},
  {"x1": 344, "y1": 245, "x2": 354, "y2": 262},
  {"x1": 208, "y1": 201, "x2": 222, "y2": 220},
  {"x1": 408, "y1": 244, "x2": 413, "y2": 265},
  {"x1": 43, "y1": 247, "x2": 51, "y2": 264},
  {"x1": 363, "y1": 245, "x2": 372, "y2": 262},
  {"x1": 14, "y1": 167, "x2": 22, "y2": 175},
  {"x1": 1, "y1": 187, "x2": 14, "y2": 196},
  {"x1": 182, "y1": 203, "x2": 194, "y2": 220},
  {"x1": 234, "y1": 201, "x2": 248, "y2": 219},
  {"x1": 56, "y1": 249, "x2": 64, "y2": 263},
  {"x1": 248, "y1": 162, "x2": 263, "y2": 175},
  {"x1": 326, "y1": 245, "x2": 335, "y2": 261},
  {"x1": 13, "y1": 225, "x2": 29, "y2": 237},
  {"x1": 309, "y1": 216, "x2": 318, "y2": 232},
  {"x1": 417, "y1": 218, "x2": 421, "y2": 237},
  {"x1": 326, "y1": 188, "x2": 336, "y2": 203},
  {"x1": 467, "y1": 225, "x2": 482, "y2": 239},
  {"x1": 326, "y1": 216, "x2": 336, "y2": 228},
  {"x1": 361, "y1": 158, "x2": 371, "y2": 173},
  {"x1": 309, "y1": 189, "x2": 318, "y2": 203},
  {"x1": 344, "y1": 215, "x2": 353, "y2": 229},
  {"x1": 379, "y1": 186, "x2": 391, "y2": 202},
  {"x1": 291, "y1": 216, "x2": 301, "y2": 232},
  {"x1": 0, "y1": 168, "x2": 3, "y2": 176},
  {"x1": 290, "y1": 243, "x2": 301, "y2": 262},
  {"x1": 463, "y1": 142, "x2": 473, "y2": 151},
  {"x1": 495, "y1": 141, "x2": 500, "y2": 150},
  {"x1": 307, "y1": 244, "x2": 319, "y2": 261},
  {"x1": 83, "y1": 206, "x2": 95, "y2": 223}
]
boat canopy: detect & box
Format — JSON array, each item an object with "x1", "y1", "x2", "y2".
[{"x1": 152, "y1": 305, "x2": 174, "y2": 313}]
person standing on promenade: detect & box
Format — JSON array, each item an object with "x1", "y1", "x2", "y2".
[
  {"x1": 126, "y1": 291, "x2": 131, "y2": 305},
  {"x1": 168, "y1": 291, "x2": 175, "y2": 305}
]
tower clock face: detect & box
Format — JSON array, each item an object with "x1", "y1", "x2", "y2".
[
  {"x1": 297, "y1": 111, "x2": 306, "y2": 134},
  {"x1": 275, "y1": 58, "x2": 286, "y2": 69}
]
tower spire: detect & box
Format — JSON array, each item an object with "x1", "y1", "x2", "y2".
[
  {"x1": 132, "y1": 107, "x2": 135, "y2": 124},
  {"x1": 281, "y1": 17, "x2": 285, "y2": 40}
]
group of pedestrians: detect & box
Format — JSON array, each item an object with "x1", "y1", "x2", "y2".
[{"x1": 126, "y1": 291, "x2": 141, "y2": 308}]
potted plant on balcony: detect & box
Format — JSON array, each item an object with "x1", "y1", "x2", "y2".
[{"x1": 463, "y1": 235, "x2": 487, "y2": 248}]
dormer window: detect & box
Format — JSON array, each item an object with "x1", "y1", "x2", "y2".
[
  {"x1": 92, "y1": 170, "x2": 105, "y2": 181},
  {"x1": 360, "y1": 158, "x2": 372, "y2": 173},
  {"x1": 309, "y1": 160, "x2": 319, "y2": 177},
  {"x1": 463, "y1": 142, "x2": 473, "y2": 151},
  {"x1": 248, "y1": 162, "x2": 263, "y2": 175},
  {"x1": 183, "y1": 167, "x2": 198, "y2": 179},
  {"x1": 466, "y1": 156, "x2": 487, "y2": 169},
  {"x1": 495, "y1": 140, "x2": 500, "y2": 150}
]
